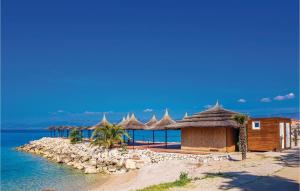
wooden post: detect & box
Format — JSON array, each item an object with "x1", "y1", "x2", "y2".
[
  {"x1": 133, "y1": 130, "x2": 135, "y2": 149},
  {"x1": 152, "y1": 130, "x2": 155, "y2": 144},
  {"x1": 165, "y1": 129, "x2": 168, "y2": 149},
  {"x1": 88, "y1": 130, "x2": 91, "y2": 138}
]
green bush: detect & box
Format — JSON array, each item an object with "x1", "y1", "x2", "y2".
[
  {"x1": 91, "y1": 124, "x2": 129, "y2": 149},
  {"x1": 137, "y1": 172, "x2": 191, "y2": 191},
  {"x1": 69, "y1": 129, "x2": 82, "y2": 144}
]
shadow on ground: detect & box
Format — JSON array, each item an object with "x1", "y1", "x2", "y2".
[
  {"x1": 203, "y1": 171, "x2": 300, "y2": 191},
  {"x1": 273, "y1": 148, "x2": 300, "y2": 168}
]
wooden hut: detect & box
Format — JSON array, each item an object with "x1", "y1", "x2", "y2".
[
  {"x1": 247, "y1": 117, "x2": 292, "y2": 151},
  {"x1": 169, "y1": 102, "x2": 239, "y2": 152}
]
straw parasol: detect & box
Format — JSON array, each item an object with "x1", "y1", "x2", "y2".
[
  {"x1": 145, "y1": 114, "x2": 158, "y2": 144},
  {"x1": 47, "y1": 126, "x2": 56, "y2": 137},
  {"x1": 145, "y1": 114, "x2": 158, "y2": 127},
  {"x1": 168, "y1": 101, "x2": 239, "y2": 129},
  {"x1": 88, "y1": 114, "x2": 111, "y2": 130},
  {"x1": 149, "y1": 109, "x2": 176, "y2": 130},
  {"x1": 148, "y1": 109, "x2": 176, "y2": 148},
  {"x1": 121, "y1": 113, "x2": 145, "y2": 130},
  {"x1": 121, "y1": 113, "x2": 146, "y2": 147},
  {"x1": 118, "y1": 116, "x2": 127, "y2": 126}
]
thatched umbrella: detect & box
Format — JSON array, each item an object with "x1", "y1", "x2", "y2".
[
  {"x1": 57, "y1": 126, "x2": 65, "y2": 137},
  {"x1": 88, "y1": 114, "x2": 111, "y2": 130},
  {"x1": 87, "y1": 114, "x2": 111, "y2": 138},
  {"x1": 47, "y1": 126, "x2": 56, "y2": 137},
  {"x1": 145, "y1": 115, "x2": 158, "y2": 144},
  {"x1": 121, "y1": 113, "x2": 146, "y2": 147},
  {"x1": 149, "y1": 109, "x2": 176, "y2": 148},
  {"x1": 64, "y1": 126, "x2": 75, "y2": 137},
  {"x1": 118, "y1": 116, "x2": 127, "y2": 126}
]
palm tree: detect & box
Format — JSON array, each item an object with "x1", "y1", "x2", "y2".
[
  {"x1": 69, "y1": 128, "x2": 83, "y2": 144},
  {"x1": 233, "y1": 114, "x2": 248, "y2": 160},
  {"x1": 91, "y1": 124, "x2": 130, "y2": 149}
]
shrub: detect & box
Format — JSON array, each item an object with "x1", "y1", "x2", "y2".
[
  {"x1": 91, "y1": 124, "x2": 129, "y2": 149},
  {"x1": 69, "y1": 129, "x2": 82, "y2": 144}
]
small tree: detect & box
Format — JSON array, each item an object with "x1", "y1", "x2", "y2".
[
  {"x1": 293, "y1": 128, "x2": 298, "y2": 146},
  {"x1": 233, "y1": 114, "x2": 248, "y2": 160},
  {"x1": 91, "y1": 124, "x2": 129, "y2": 149},
  {"x1": 69, "y1": 129, "x2": 82, "y2": 144}
]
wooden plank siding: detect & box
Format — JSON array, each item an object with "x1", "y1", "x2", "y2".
[
  {"x1": 181, "y1": 127, "x2": 236, "y2": 152},
  {"x1": 226, "y1": 127, "x2": 236, "y2": 152},
  {"x1": 247, "y1": 118, "x2": 291, "y2": 151}
]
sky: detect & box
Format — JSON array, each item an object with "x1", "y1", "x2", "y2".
[{"x1": 2, "y1": 0, "x2": 299, "y2": 127}]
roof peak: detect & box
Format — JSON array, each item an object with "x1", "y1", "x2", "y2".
[
  {"x1": 184, "y1": 112, "x2": 188, "y2": 119},
  {"x1": 164, "y1": 109, "x2": 169, "y2": 118},
  {"x1": 151, "y1": 114, "x2": 157, "y2": 121},
  {"x1": 208, "y1": 100, "x2": 222, "y2": 110},
  {"x1": 102, "y1": 113, "x2": 107, "y2": 121}
]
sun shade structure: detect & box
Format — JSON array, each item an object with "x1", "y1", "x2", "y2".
[
  {"x1": 88, "y1": 114, "x2": 111, "y2": 130},
  {"x1": 168, "y1": 101, "x2": 239, "y2": 129},
  {"x1": 121, "y1": 113, "x2": 146, "y2": 148},
  {"x1": 148, "y1": 109, "x2": 176, "y2": 148},
  {"x1": 145, "y1": 114, "x2": 159, "y2": 144},
  {"x1": 121, "y1": 113, "x2": 145, "y2": 130},
  {"x1": 118, "y1": 117, "x2": 127, "y2": 126},
  {"x1": 145, "y1": 114, "x2": 158, "y2": 128},
  {"x1": 150, "y1": 109, "x2": 176, "y2": 130}
]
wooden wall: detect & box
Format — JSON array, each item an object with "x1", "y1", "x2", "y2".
[
  {"x1": 247, "y1": 118, "x2": 291, "y2": 151},
  {"x1": 226, "y1": 127, "x2": 236, "y2": 152},
  {"x1": 181, "y1": 127, "x2": 236, "y2": 152}
]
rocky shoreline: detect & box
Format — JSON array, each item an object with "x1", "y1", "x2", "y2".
[{"x1": 16, "y1": 138, "x2": 229, "y2": 174}]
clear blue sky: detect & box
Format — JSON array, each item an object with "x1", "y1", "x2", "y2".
[{"x1": 2, "y1": 0, "x2": 299, "y2": 126}]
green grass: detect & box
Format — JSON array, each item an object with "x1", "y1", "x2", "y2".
[{"x1": 137, "y1": 172, "x2": 191, "y2": 191}]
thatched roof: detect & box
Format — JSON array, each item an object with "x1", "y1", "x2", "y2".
[
  {"x1": 118, "y1": 117, "x2": 127, "y2": 126},
  {"x1": 121, "y1": 113, "x2": 145, "y2": 130},
  {"x1": 48, "y1": 126, "x2": 56, "y2": 130},
  {"x1": 145, "y1": 115, "x2": 158, "y2": 129},
  {"x1": 88, "y1": 114, "x2": 111, "y2": 130},
  {"x1": 149, "y1": 109, "x2": 176, "y2": 130},
  {"x1": 168, "y1": 101, "x2": 239, "y2": 129},
  {"x1": 183, "y1": 112, "x2": 188, "y2": 119}
]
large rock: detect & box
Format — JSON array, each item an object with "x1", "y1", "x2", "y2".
[
  {"x1": 125, "y1": 159, "x2": 136, "y2": 170},
  {"x1": 56, "y1": 156, "x2": 63, "y2": 163},
  {"x1": 89, "y1": 159, "x2": 97, "y2": 166},
  {"x1": 84, "y1": 166, "x2": 98, "y2": 174}
]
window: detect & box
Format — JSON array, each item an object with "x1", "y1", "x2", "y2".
[{"x1": 252, "y1": 121, "x2": 260, "y2": 130}]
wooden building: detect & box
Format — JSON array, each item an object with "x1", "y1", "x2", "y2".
[
  {"x1": 170, "y1": 102, "x2": 240, "y2": 152},
  {"x1": 247, "y1": 117, "x2": 292, "y2": 151}
]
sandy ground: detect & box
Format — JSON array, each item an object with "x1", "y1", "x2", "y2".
[{"x1": 90, "y1": 147, "x2": 300, "y2": 191}]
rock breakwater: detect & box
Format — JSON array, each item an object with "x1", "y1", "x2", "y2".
[{"x1": 16, "y1": 138, "x2": 229, "y2": 174}]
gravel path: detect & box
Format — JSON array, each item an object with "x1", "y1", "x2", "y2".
[{"x1": 91, "y1": 147, "x2": 299, "y2": 191}]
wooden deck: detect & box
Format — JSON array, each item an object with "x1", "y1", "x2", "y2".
[{"x1": 127, "y1": 141, "x2": 209, "y2": 155}]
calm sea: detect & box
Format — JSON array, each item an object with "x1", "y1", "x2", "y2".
[{"x1": 1, "y1": 129, "x2": 180, "y2": 191}]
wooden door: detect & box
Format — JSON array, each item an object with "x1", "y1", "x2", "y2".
[
  {"x1": 279, "y1": 122, "x2": 285, "y2": 149},
  {"x1": 286, "y1": 123, "x2": 291, "y2": 148}
]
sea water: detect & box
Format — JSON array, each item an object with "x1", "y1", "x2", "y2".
[
  {"x1": 1, "y1": 130, "x2": 180, "y2": 191},
  {"x1": 1, "y1": 130, "x2": 107, "y2": 191}
]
